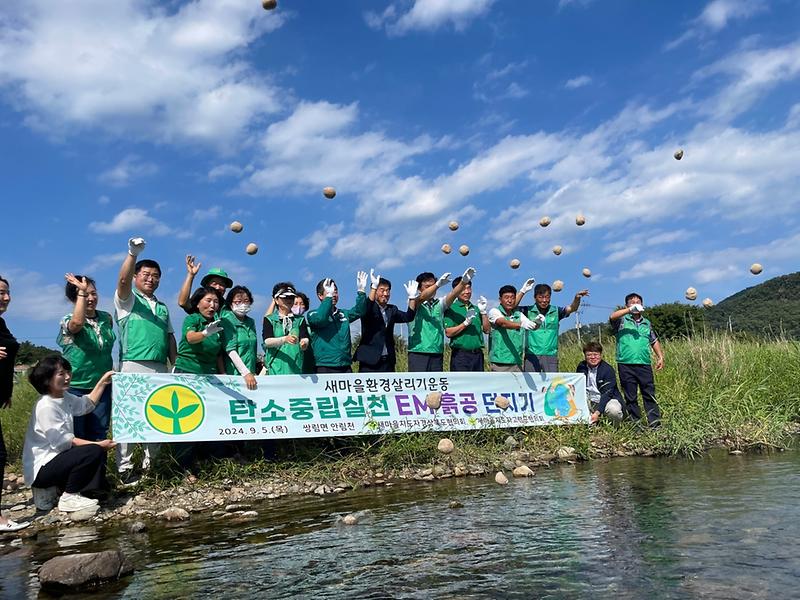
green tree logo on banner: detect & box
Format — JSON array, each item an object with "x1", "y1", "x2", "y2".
[{"x1": 145, "y1": 384, "x2": 205, "y2": 435}]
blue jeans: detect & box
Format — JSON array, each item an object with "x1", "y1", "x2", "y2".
[{"x1": 70, "y1": 384, "x2": 112, "y2": 441}]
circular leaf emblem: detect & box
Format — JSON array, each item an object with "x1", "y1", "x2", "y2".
[
  {"x1": 145, "y1": 384, "x2": 205, "y2": 435},
  {"x1": 543, "y1": 378, "x2": 578, "y2": 419}
]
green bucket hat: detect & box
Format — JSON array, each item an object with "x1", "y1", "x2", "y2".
[{"x1": 201, "y1": 267, "x2": 233, "y2": 289}]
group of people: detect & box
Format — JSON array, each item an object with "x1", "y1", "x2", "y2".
[{"x1": 0, "y1": 236, "x2": 664, "y2": 530}]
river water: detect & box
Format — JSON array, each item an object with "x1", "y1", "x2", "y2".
[{"x1": 2, "y1": 449, "x2": 798, "y2": 599}]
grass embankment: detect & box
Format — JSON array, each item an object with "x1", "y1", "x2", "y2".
[{"x1": 2, "y1": 334, "x2": 798, "y2": 489}]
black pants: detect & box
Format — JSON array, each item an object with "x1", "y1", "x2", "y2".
[
  {"x1": 33, "y1": 445, "x2": 108, "y2": 494},
  {"x1": 359, "y1": 356, "x2": 395, "y2": 373},
  {"x1": 407, "y1": 352, "x2": 443, "y2": 372},
  {"x1": 450, "y1": 349, "x2": 484, "y2": 372},
  {"x1": 0, "y1": 420, "x2": 6, "y2": 507},
  {"x1": 618, "y1": 363, "x2": 661, "y2": 425},
  {"x1": 316, "y1": 365, "x2": 352, "y2": 374}
]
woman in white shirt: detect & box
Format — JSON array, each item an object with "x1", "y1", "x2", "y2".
[{"x1": 22, "y1": 356, "x2": 114, "y2": 513}]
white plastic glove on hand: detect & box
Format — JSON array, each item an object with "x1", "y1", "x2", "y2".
[
  {"x1": 202, "y1": 320, "x2": 223, "y2": 337},
  {"x1": 629, "y1": 304, "x2": 644, "y2": 315},
  {"x1": 356, "y1": 271, "x2": 368, "y2": 293},
  {"x1": 323, "y1": 278, "x2": 336, "y2": 298},
  {"x1": 128, "y1": 237, "x2": 146, "y2": 257},
  {"x1": 404, "y1": 280, "x2": 420, "y2": 300},
  {"x1": 533, "y1": 313, "x2": 546, "y2": 329},
  {"x1": 436, "y1": 272, "x2": 452, "y2": 288},
  {"x1": 477, "y1": 296, "x2": 488, "y2": 315},
  {"x1": 519, "y1": 277, "x2": 536, "y2": 295},
  {"x1": 462, "y1": 267, "x2": 476, "y2": 284},
  {"x1": 519, "y1": 313, "x2": 537, "y2": 331},
  {"x1": 369, "y1": 269, "x2": 381, "y2": 290},
  {"x1": 463, "y1": 309, "x2": 477, "y2": 327}
]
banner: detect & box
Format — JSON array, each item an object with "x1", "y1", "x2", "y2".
[{"x1": 111, "y1": 371, "x2": 589, "y2": 443}]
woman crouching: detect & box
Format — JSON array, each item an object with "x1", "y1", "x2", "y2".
[{"x1": 22, "y1": 356, "x2": 114, "y2": 513}]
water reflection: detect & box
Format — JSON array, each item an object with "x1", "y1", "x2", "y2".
[{"x1": 2, "y1": 451, "x2": 800, "y2": 599}]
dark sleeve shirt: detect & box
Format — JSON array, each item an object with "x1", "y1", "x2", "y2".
[{"x1": 0, "y1": 317, "x2": 20, "y2": 405}]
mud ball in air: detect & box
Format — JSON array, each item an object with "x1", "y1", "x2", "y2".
[
  {"x1": 246, "y1": 243, "x2": 258, "y2": 255},
  {"x1": 702, "y1": 298, "x2": 714, "y2": 308},
  {"x1": 509, "y1": 259, "x2": 520, "y2": 269},
  {"x1": 575, "y1": 214, "x2": 586, "y2": 226},
  {"x1": 459, "y1": 245, "x2": 470, "y2": 256},
  {"x1": 539, "y1": 216, "x2": 551, "y2": 227},
  {"x1": 426, "y1": 392, "x2": 442, "y2": 410},
  {"x1": 582, "y1": 268, "x2": 591, "y2": 278},
  {"x1": 552, "y1": 245, "x2": 562, "y2": 256},
  {"x1": 552, "y1": 280, "x2": 564, "y2": 292},
  {"x1": 323, "y1": 187, "x2": 336, "y2": 199},
  {"x1": 441, "y1": 244, "x2": 452, "y2": 255},
  {"x1": 685, "y1": 287, "x2": 697, "y2": 301},
  {"x1": 494, "y1": 395, "x2": 510, "y2": 410},
  {"x1": 448, "y1": 221, "x2": 459, "y2": 231},
  {"x1": 750, "y1": 263, "x2": 763, "y2": 275},
  {"x1": 437, "y1": 438, "x2": 454, "y2": 454},
  {"x1": 230, "y1": 221, "x2": 243, "y2": 233},
  {"x1": 262, "y1": 0, "x2": 277, "y2": 10},
  {"x1": 674, "y1": 149, "x2": 684, "y2": 160}
]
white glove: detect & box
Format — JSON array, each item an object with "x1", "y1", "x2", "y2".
[
  {"x1": 629, "y1": 303, "x2": 644, "y2": 315},
  {"x1": 519, "y1": 277, "x2": 535, "y2": 295},
  {"x1": 436, "y1": 272, "x2": 451, "y2": 288},
  {"x1": 462, "y1": 267, "x2": 476, "y2": 284},
  {"x1": 477, "y1": 296, "x2": 488, "y2": 315},
  {"x1": 323, "y1": 278, "x2": 336, "y2": 298},
  {"x1": 404, "y1": 280, "x2": 420, "y2": 300},
  {"x1": 463, "y1": 309, "x2": 477, "y2": 327},
  {"x1": 202, "y1": 320, "x2": 223, "y2": 337},
  {"x1": 128, "y1": 237, "x2": 146, "y2": 257},
  {"x1": 356, "y1": 271, "x2": 368, "y2": 293},
  {"x1": 369, "y1": 269, "x2": 380, "y2": 290},
  {"x1": 519, "y1": 313, "x2": 536, "y2": 331},
  {"x1": 533, "y1": 313, "x2": 546, "y2": 329}
]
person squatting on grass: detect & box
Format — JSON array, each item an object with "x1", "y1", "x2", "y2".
[
  {"x1": 576, "y1": 341, "x2": 624, "y2": 424},
  {"x1": 22, "y1": 356, "x2": 115, "y2": 513},
  {"x1": 609, "y1": 293, "x2": 665, "y2": 428}
]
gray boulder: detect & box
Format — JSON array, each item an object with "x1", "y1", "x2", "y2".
[{"x1": 39, "y1": 550, "x2": 133, "y2": 591}]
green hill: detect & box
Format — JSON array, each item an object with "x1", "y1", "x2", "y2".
[{"x1": 707, "y1": 272, "x2": 800, "y2": 339}]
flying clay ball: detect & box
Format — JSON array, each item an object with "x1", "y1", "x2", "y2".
[
  {"x1": 750, "y1": 263, "x2": 763, "y2": 275},
  {"x1": 322, "y1": 187, "x2": 336, "y2": 199},
  {"x1": 437, "y1": 438, "x2": 454, "y2": 454},
  {"x1": 459, "y1": 245, "x2": 470, "y2": 256},
  {"x1": 674, "y1": 149, "x2": 684, "y2": 161},
  {"x1": 582, "y1": 268, "x2": 591, "y2": 278},
  {"x1": 441, "y1": 244, "x2": 452, "y2": 255},
  {"x1": 702, "y1": 298, "x2": 714, "y2": 308},
  {"x1": 685, "y1": 287, "x2": 697, "y2": 301},
  {"x1": 575, "y1": 214, "x2": 586, "y2": 226},
  {"x1": 246, "y1": 243, "x2": 258, "y2": 255},
  {"x1": 552, "y1": 245, "x2": 562, "y2": 256},
  {"x1": 552, "y1": 280, "x2": 564, "y2": 292},
  {"x1": 230, "y1": 221, "x2": 243, "y2": 233},
  {"x1": 448, "y1": 221, "x2": 459, "y2": 231},
  {"x1": 262, "y1": 0, "x2": 277, "y2": 10},
  {"x1": 510, "y1": 259, "x2": 521, "y2": 269},
  {"x1": 539, "y1": 216, "x2": 551, "y2": 227}
]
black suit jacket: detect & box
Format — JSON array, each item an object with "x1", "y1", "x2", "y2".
[
  {"x1": 355, "y1": 299, "x2": 415, "y2": 367},
  {"x1": 576, "y1": 359, "x2": 623, "y2": 414}
]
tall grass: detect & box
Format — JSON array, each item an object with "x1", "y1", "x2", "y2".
[{"x1": 2, "y1": 333, "x2": 798, "y2": 482}]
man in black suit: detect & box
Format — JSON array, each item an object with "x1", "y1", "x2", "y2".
[{"x1": 354, "y1": 271, "x2": 418, "y2": 373}]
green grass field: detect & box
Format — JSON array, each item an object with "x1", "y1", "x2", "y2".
[{"x1": 2, "y1": 334, "x2": 798, "y2": 485}]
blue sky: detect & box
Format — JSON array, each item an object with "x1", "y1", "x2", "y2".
[{"x1": 1, "y1": 0, "x2": 799, "y2": 348}]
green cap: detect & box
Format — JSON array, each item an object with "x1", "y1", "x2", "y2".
[{"x1": 201, "y1": 268, "x2": 233, "y2": 289}]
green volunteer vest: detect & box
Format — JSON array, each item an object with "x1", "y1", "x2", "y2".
[
  {"x1": 408, "y1": 299, "x2": 444, "y2": 354},
  {"x1": 222, "y1": 312, "x2": 258, "y2": 374},
  {"x1": 444, "y1": 300, "x2": 484, "y2": 351},
  {"x1": 57, "y1": 311, "x2": 115, "y2": 388},
  {"x1": 490, "y1": 308, "x2": 524, "y2": 366},
  {"x1": 265, "y1": 312, "x2": 305, "y2": 375},
  {"x1": 116, "y1": 289, "x2": 171, "y2": 363},
  {"x1": 175, "y1": 313, "x2": 224, "y2": 374},
  {"x1": 306, "y1": 293, "x2": 366, "y2": 367},
  {"x1": 615, "y1": 314, "x2": 653, "y2": 365},
  {"x1": 526, "y1": 305, "x2": 560, "y2": 356}
]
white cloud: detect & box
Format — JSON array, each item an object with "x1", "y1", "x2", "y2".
[
  {"x1": 208, "y1": 164, "x2": 246, "y2": 181},
  {"x1": 665, "y1": 0, "x2": 767, "y2": 50},
  {"x1": 302, "y1": 223, "x2": 345, "y2": 259},
  {"x1": 97, "y1": 195, "x2": 110, "y2": 205},
  {"x1": 565, "y1": 75, "x2": 592, "y2": 89},
  {"x1": 88, "y1": 207, "x2": 172, "y2": 236},
  {"x1": 0, "y1": 0, "x2": 285, "y2": 147},
  {"x1": 81, "y1": 251, "x2": 127, "y2": 273},
  {"x1": 97, "y1": 155, "x2": 158, "y2": 187},
  {"x1": 191, "y1": 206, "x2": 222, "y2": 221},
  {"x1": 366, "y1": 0, "x2": 496, "y2": 36},
  {"x1": 0, "y1": 266, "x2": 69, "y2": 321}
]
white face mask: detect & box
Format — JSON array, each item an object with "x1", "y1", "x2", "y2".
[
  {"x1": 291, "y1": 305, "x2": 305, "y2": 316},
  {"x1": 232, "y1": 303, "x2": 252, "y2": 316}
]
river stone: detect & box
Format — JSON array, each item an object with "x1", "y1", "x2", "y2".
[
  {"x1": 513, "y1": 465, "x2": 534, "y2": 478},
  {"x1": 449, "y1": 500, "x2": 464, "y2": 509},
  {"x1": 39, "y1": 550, "x2": 133, "y2": 592},
  {"x1": 504, "y1": 435, "x2": 519, "y2": 449},
  {"x1": 495, "y1": 395, "x2": 510, "y2": 410},
  {"x1": 437, "y1": 438, "x2": 455, "y2": 454},
  {"x1": 556, "y1": 446, "x2": 577, "y2": 461},
  {"x1": 426, "y1": 392, "x2": 442, "y2": 410},
  {"x1": 730, "y1": 450, "x2": 743, "y2": 455},
  {"x1": 69, "y1": 505, "x2": 99, "y2": 522},
  {"x1": 495, "y1": 471, "x2": 509, "y2": 485},
  {"x1": 157, "y1": 507, "x2": 189, "y2": 522},
  {"x1": 129, "y1": 521, "x2": 147, "y2": 534},
  {"x1": 454, "y1": 466, "x2": 466, "y2": 477}
]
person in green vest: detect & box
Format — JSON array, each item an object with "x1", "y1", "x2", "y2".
[
  {"x1": 444, "y1": 275, "x2": 490, "y2": 371},
  {"x1": 609, "y1": 293, "x2": 665, "y2": 428},
  {"x1": 407, "y1": 267, "x2": 474, "y2": 372},
  {"x1": 220, "y1": 286, "x2": 258, "y2": 389},
  {"x1": 176, "y1": 255, "x2": 233, "y2": 314},
  {"x1": 487, "y1": 284, "x2": 537, "y2": 371},
  {"x1": 517, "y1": 282, "x2": 588, "y2": 373},
  {"x1": 175, "y1": 287, "x2": 226, "y2": 374},
  {"x1": 114, "y1": 237, "x2": 176, "y2": 485},
  {"x1": 262, "y1": 282, "x2": 312, "y2": 375},
  {"x1": 306, "y1": 273, "x2": 368, "y2": 373},
  {"x1": 58, "y1": 273, "x2": 116, "y2": 442}
]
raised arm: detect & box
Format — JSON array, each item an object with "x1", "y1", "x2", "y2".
[
  {"x1": 117, "y1": 237, "x2": 145, "y2": 301},
  {"x1": 417, "y1": 272, "x2": 451, "y2": 303},
  {"x1": 177, "y1": 255, "x2": 201, "y2": 312},
  {"x1": 514, "y1": 277, "x2": 535, "y2": 308},
  {"x1": 444, "y1": 267, "x2": 476, "y2": 309},
  {"x1": 64, "y1": 274, "x2": 89, "y2": 334},
  {"x1": 563, "y1": 289, "x2": 589, "y2": 317}
]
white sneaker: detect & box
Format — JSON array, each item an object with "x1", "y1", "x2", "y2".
[
  {"x1": 0, "y1": 519, "x2": 30, "y2": 533},
  {"x1": 57, "y1": 493, "x2": 99, "y2": 513}
]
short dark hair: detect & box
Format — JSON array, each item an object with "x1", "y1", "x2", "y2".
[
  {"x1": 534, "y1": 284, "x2": 551, "y2": 296},
  {"x1": 64, "y1": 275, "x2": 97, "y2": 303},
  {"x1": 134, "y1": 259, "x2": 161, "y2": 276},
  {"x1": 316, "y1": 278, "x2": 337, "y2": 296},
  {"x1": 226, "y1": 285, "x2": 253, "y2": 308},
  {"x1": 29, "y1": 355, "x2": 72, "y2": 395},
  {"x1": 625, "y1": 293, "x2": 643, "y2": 305},
  {"x1": 189, "y1": 286, "x2": 220, "y2": 314},
  {"x1": 499, "y1": 285, "x2": 517, "y2": 297},
  {"x1": 416, "y1": 272, "x2": 435, "y2": 285},
  {"x1": 583, "y1": 341, "x2": 603, "y2": 354},
  {"x1": 377, "y1": 278, "x2": 391, "y2": 289},
  {"x1": 451, "y1": 276, "x2": 471, "y2": 289},
  {"x1": 272, "y1": 281, "x2": 296, "y2": 298},
  {"x1": 297, "y1": 292, "x2": 310, "y2": 311},
  {"x1": 0, "y1": 275, "x2": 9, "y2": 288}
]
